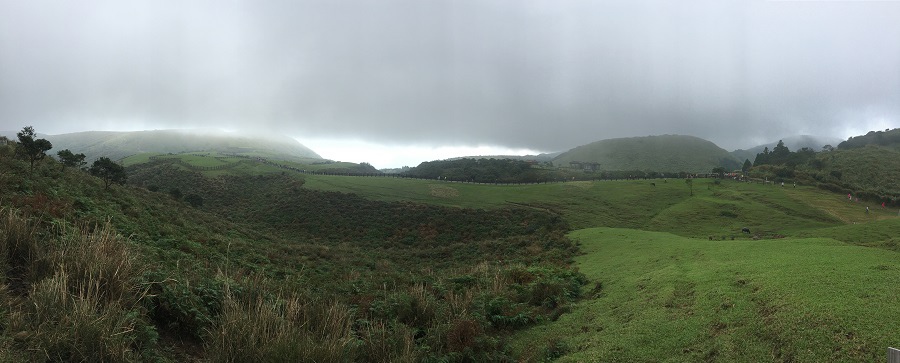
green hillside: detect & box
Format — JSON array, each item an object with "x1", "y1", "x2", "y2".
[
  {"x1": 122, "y1": 152, "x2": 377, "y2": 178},
  {"x1": 748, "y1": 144, "x2": 900, "y2": 203},
  {"x1": 811, "y1": 145, "x2": 900, "y2": 201},
  {"x1": 730, "y1": 134, "x2": 842, "y2": 163},
  {"x1": 44, "y1": 129, "x2": 322, "y2": 162},
  {"x1": 509, "y1": 228, "x2": 899, "y2": 362},
  {"x1": 838, "y1": 128, "x2": 900, "y2": 150},
  {"x1": 554, "y1": 135, "x2": 741, "y2": 173},
  {"x1": 1, "y1": 132, "x2": 898, "y2": 361},
  {"x1": 0, "y1": 141, "x2": 581, "y2": 361}
]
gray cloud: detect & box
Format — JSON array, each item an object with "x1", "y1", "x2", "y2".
[{"x1": 1, "y1": 0, "x2": 899, "y2": 151}]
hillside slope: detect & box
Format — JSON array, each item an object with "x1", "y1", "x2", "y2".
[
  {"x1": 0, "y1": 143, "x2": 583, "y2": 361},
  {"x1": 731, "y1": 134, "x2": 842, "y2": 162},
  {"x1": 43, "y1": 129, "x2": 321, "y2": 161},
  {"x1": 553, "y1": 134, "x2": 740, "y2": 172},
  {"x1": 838, "y1": 128, "x2": 900, "y2": 150},
  {"x1": 807, "y1": 145, "x2": 900, "y2": 201},
  {"x1": 510, "y1": 227, "x2": 899, "y2": 362}
]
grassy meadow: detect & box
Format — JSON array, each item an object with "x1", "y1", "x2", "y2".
[
  {"x1": 300, "y1": 173, "x2": 900, "y2": 361},
  {"x1": 509, "y1": 228, "x2": 899, "y2": 362},
  {"x1": 2, "y1": 140, "x2": 898, "y2": 361},
  {"x1": 303, "y1": 174, "x2": 894, "y2": 233}
]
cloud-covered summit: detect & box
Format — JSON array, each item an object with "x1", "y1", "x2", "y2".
[{"x1": 1, "y1": 0, "x2": 898, "y2": 152}]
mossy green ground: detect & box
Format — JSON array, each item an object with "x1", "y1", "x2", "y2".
[{"x1": 509, "y1": 228, "x2": 899, "y2": 362}]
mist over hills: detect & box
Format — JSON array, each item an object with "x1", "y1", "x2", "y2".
[
  {"x1": 552, "y1": 135, "x2": 741, "y2": 173},
  {"x1": 730, "y1": 135, "x2": 844, "y2": 162},
  {"x1": 11, "y1": 129, "x2": 322, "y2": 162},
  {"x1": 0, "y1": 127, "x2": 866, "y2": 175}
]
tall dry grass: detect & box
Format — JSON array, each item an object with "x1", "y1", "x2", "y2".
[
  {"x1": 0, "y1": 208, "x2": 152, "y2": 361},
  {"x1": 207, "y1": 292, "x2": 359, "y2": 362}
]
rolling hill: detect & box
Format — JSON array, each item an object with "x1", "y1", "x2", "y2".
[
  {"x1": 2, "y1": 135, "x2": 897, "y2": 360},
  {"x1": 40, "y1": 129, "x2": 322, "y2": 162},
  {"x1": 553, "y1": 134, "x2": 741, "y2": 173}
]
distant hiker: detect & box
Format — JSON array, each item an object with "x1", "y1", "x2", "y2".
[
  {"x1": 781, "y1": 182, "x2": 784, "y2": 187},
  {"x1": 793, "y1": 183, "x2": 796, "y2": 188},
  {"x1": 741, "y1": 227, "x2": 751, "y2": 234},
  {"x1": 866, "y1": 206, "x2": 869, "y2": 214},
  {"x1": 882, "y1": 202, "x2": 886, "y2": 209},
  {"x1": 848, "y1": 193, "x2": 852, "y2": 201}
]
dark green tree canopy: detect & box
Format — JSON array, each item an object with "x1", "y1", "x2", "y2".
[
  {"x1": 184, "y1": 193, "x2": 204, "y2": 208},
  {"x1": 57, "y1": 149, "x2": 87, "y2": 170},
  {"x1": 89, "y1": 157, "x2": 127, "y2": 189},
  {"x1": 742, "y1": 159, "x2": 752, "y2": 173},
  {"x1": 711, "y1": 166, "x2": 726, "y2": 177},
  {"x1": 16, "y1": 126, "x2": 53, "y2": 171}
]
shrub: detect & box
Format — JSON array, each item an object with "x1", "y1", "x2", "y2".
[
  {"x1": 184, "y1": 193, "x2": 203, "y2": 207},
  {"x1": 143, "y1": 272, "x2": 223, "y2": 340}
]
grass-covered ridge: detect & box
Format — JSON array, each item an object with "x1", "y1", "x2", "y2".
[
  {"x1": 123, "y1": 151, "x2": 377, "y2": 178},
  {"x1": 44, "y1": 129, "x2": 322, "y2": 162},
  {"x1": 553, "y1": 134, "x2": 741, "y2": 172}
]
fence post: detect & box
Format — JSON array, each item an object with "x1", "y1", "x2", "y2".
[{"x1": 889, "y1": 347, "x2": 900, "y2": 363}]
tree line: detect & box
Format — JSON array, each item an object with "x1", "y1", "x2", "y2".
[{"x1": 3, "y1": 126, "x2": 126, "y2": 189}]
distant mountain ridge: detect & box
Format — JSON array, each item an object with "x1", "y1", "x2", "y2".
[
  {"x1": 19, "y1": 129, "x2": 322, "y2": 162},
  {"x1": 731, "y1": 135, "x2": 843, "y2": 162},
  {"x1": 553, "y1": 134, "x2": 741, "y2": 173}
]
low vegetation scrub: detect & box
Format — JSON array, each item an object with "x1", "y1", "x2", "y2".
[
  {"x1": 0, "y1": 154, "x2": 585, "y2": 360},
  {"x1": 0, "y1": 208, "x2": 157, "y2": 361},
  {"x1": 207, "y1": 292, "x2": 359, "y2": 362}
]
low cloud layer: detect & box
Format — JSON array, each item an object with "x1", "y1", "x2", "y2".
[{"x1": 1, "y1": 0, "x2": 898, "y2": 151}]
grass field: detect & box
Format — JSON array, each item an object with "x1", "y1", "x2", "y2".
[
  {"x1": 117, "y1": 158, "x2": 900, "y2": 361},
  {"x1": 509, "y1": 228, "x2": 900, "y2": 362},
  {"x1": 299, "y1": 173, "x2": 900, "y2": 361},
  {"x1": 303, "y1": 175, "x2": 897, "y2": 236}
]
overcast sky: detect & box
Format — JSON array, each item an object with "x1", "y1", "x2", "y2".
[{"x1": 1, "y1": 0, "x2": 899, "y2": 167}]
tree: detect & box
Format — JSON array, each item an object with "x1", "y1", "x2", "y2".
[
  {"x1": 754, "y1": 147, "x2": 770, "y2": 166},
  {"x1": 768, "y1": 140, "x2": 791, "y2": 165},
  {"x1": 16, "y1": 126, "x2": 53, "y2": 171},
  {"x1": 711, "y1": 167, "x2": 726, "y2": 178},
  {"x1": 89, "y1": 157, "x2": 127, "y2": 189},
  {"x1": 822, "y1": 144, "x2": 834, "y2": 152},
  {"x1": 57, "y1": 149, "x2": 86, "y2": 171},
  {"x1": 742, "y1": 159, "x2": 752, "y2": 173}
]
